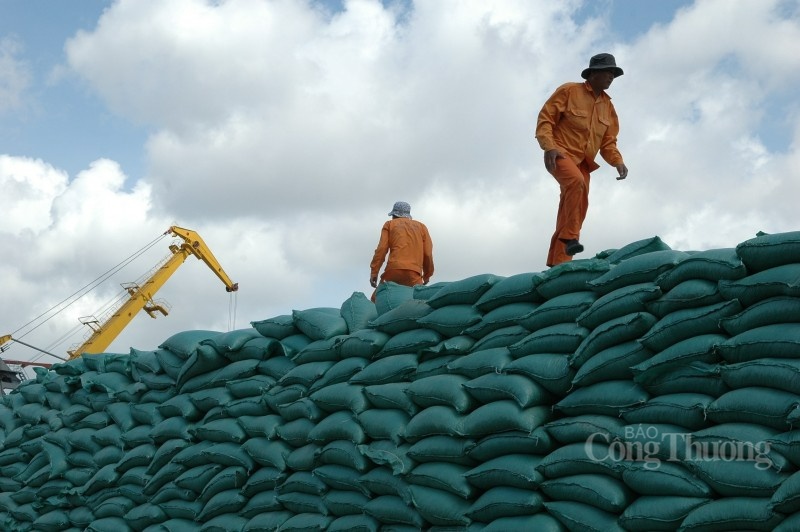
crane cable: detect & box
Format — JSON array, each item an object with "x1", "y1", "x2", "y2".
[
  {"x1": 7, "y1": 232, "x2": 170, "y2": 360},
  {"x1": 228, "y1": 290, "x2": 238, "y2": 331}
]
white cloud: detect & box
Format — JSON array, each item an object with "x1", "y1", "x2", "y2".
[{"x1": 0, "y1": 37, "x2": 30, "y2": 114}]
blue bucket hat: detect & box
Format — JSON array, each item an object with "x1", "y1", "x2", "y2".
[{"x1": 388, "y1": 201, "x2": 411, "y2": 218}]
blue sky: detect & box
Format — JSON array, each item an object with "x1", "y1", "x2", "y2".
[{"x1": 2, "y1": 0, "x2": 799, "y2": 364}]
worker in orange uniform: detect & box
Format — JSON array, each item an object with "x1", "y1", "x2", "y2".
[
  {"x1": 536, "y1": 53, "x2": 629, "y2": 267},
  {"x1": 369, "y1": 201, "x2": 434, "y2": 301}
]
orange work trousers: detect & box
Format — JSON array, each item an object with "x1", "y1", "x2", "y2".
[
  {"x1": 547, "y1": 157, "x2": 592, "y2": 267},
  {"x1": 370, "y1": 268, "x2": 424, "y2": 302}
]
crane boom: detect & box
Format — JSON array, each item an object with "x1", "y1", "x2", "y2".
[{"x1": 66, "y1": 226, "x2": 238, "y2": 359}]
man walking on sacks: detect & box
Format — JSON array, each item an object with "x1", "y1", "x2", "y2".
[
  {"x1": 369, "y1": 201, "x2": 434, "y2": 301},
  {"x1": 536, "y1": 53, "x2": 629, "y2": 267}
]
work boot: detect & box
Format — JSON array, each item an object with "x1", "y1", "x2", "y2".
[{"x1": 564, "y1": 239, "x2": 584, "y2": 256}]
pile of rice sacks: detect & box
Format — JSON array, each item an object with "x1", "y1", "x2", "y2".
[{"x1": 2, "y1": 230, "x2": 800, "y2": 532}]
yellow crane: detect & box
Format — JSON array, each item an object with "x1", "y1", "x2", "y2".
[{"x1": 1, "y1": 225, "x2": 238, "y2": 361}]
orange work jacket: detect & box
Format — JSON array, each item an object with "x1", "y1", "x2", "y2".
[
  {"x1": 535, "y1": 81, "x2": 624, "y2": 172},
  {"x1": 370, "y1": 218, "x2": 434, "y2": 281}
]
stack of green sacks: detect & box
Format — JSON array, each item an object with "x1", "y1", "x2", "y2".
[{"x1": 1, "y1": 230, "x2": 800, "y2": 531}]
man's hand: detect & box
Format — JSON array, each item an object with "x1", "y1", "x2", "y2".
[
  {"x1": 544, "y1": 149, "x2": 564, "y2": 174},
  {"x1": 370, "y1": 276, "x2": 378, "y2": 288},
  {"x1": 615, "y1": 163, "x2": 629, "y2": 180}
]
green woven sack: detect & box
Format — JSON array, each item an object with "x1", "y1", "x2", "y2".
[
  {"x1": 716, "y1": 323, "x2": 800, "y2": 364},
  {"x1": 466, "y1": 486, "x2": 544, "y2": 522},
  {"x1": 621, "y1": 460, "x2": 713, "y2": 497},
  {"x1": 634, "y1": 361, "x2": 728, "y2": 397},
  {"x1": 517, "y1": 291, "x2": 597, "y2": 331},
  {"x1": 461, "y1": 402, "x2": 551, "y2": 437},
  {"x1": 554, "y1": 380, "x2": 649, "y2": 417},
  {"x1": 408, "y1": 485, "x2": 471, "y2": 526},
  {"x1": 655, "y1": 247, "x2": 746, "y2": 291},
  {"x1": 349, "y1": 354, "x2": 418, "y2": 386},
  {"x1": 586, "y1": 249, "x2": 690, "y2": 296},
  {"x1": 630, "y1": 334, "x2": 726, "y2": 380},
  {"x1": 369, "y1": 299, "x2": 434, "y2": 335},
  {"x1": 571, "y1": 341, "x2": 652, "y2": 387},
  {"x1": 469, "y1": 325, "x2": 529, "y2": 351},
  {"x1": 404, "y1": 405, "x2": 464, "y2": 442},
  {"x1": 291, "y1": 335, "x2": 345, "y2": 364},
  {"x1": 718, "y1": 263, "x2": 800, "y2": 306},
  {"x1": 374, "y1": 281, "x2": 414, "y2": 315},
  {"x1": 535, "y1": 259, "x2": 610, "y2": 300},
  {"x1": 686, "y1": 458, "x2": 789, "y2": 497},
  {"x1": 678, "y1": 496, "x2": 783, "y2": 531},
  {"x1": 337, "y1": 329, "x2": 391, "y2": 360},
  {"x1": 508, "y1": 323, "x2": 590, "y2": 357},
  {"x1": 769, "y1": 469, "x2": 800, "y2": 513},
  {"x1": 358, "y1": 466, "x2": 413, "y2": 501},
  {"x1": 340, "y1": 291, "x2": 378, "y2": 333},
  {"x1": 406, "y1": 435, "x2": 477, "y2": 466},
  {"x1": 536, "y1": 442, "x2": 623, "y2": 479},
  {"x1": 419, "y1": 335, "x2": 476, "y2": 361},
  {"x1": 706, "y1": 386, "x2": 800, "y2": 430},
  {"x1": 364, "y1": 494, "x2": 425, "y2": 528},
  {"x1": 691, "y1": 422, "x2": 791, "y2": 472},
  {"x1": 251, "y1": 314, "x2": 297, "y2": 340},
  {"x1": 605, "y1": 236, "x2": 672, "y2": 264},
  {"x1": 406, "y1": 461, "x2": 475, "y2": 499},
  {"x1": 645, "y1": 279, "x2": 724, "y2": 317},
  {"x1": 405, "y1": 374, "x2": 475, "y2": 413},
  {"x1": 463, "y1": 302, "x2": 538, "y2": 339},
  {"x1": 504, "y1": 353, "x2": 574, "y2": 396},
  {"x1": 576, "y1": 282, "x2": 662, "y2": 330},
  {"x1": 377, "y1": 328, "x2": 442, "y2": 358},
  {"x1": 313, "y1": 464, "x2": 368, "y2": 495},
  {"x1": 719, "y1": 295, "x2": 800, "y2": 336},
  {"x1": 309, "y1": 357, "x2": 369, "y2": 393},
  {"x1": 446, "y1": 347, "x2": 513, "y2": 379},
  {"x1": 462, "y1": 372, "x2": 553, "y2": 408},
  {"x1": 463, "y1": 453, "x2": 545, "y2": 490},
  {"x1": 619, "y1": 496, "x2": 710, "y2": 531},
  {"x1": 362, "y1": 382, "x2": 417, "y2": 415},
  {"x1": 621, "y1": 393, "x2": 714, "y2": 430},
  {"x1": 309, "y1": 383, "x2": 370, "y2": 414},
  {"x1": 159, "y1": 329, "x2": 221, "y2": 358},
  {"x1": 357, "y1": 441, "x2": 415, "y2": 475},
  {"x1": 473, "y1": 272, "x2": 545, "y2": 312},
  {"x1": 638, "y1": 299, "x2": 742, "y2": 353},
  {"x1": 357, "y1": 409, "x2": 409, "y2": 444},
  {"x1": 543, "y1": 500, "x2": 626, "y2": 532},
  {"x1": 426, "y1": 273, "x2": 503, "y2": 309},
  {"x1": 570, "y1": 311, "x2": 657, "y2": 368},
  {"x1": 480, "y1": 514, "x2": 566, "y2": 532},
  {"x1": 417, "y1": 305, "x2": 483, "y2": 337},
  {"x1": 543, "y1": 414, "x2": 624, "y2": 445},
  {"x1": 719, "y1": 357, "x2": 800, "y2": 393},
  {"x1": 308, "y1": 410, "x2": 366, "y2": 445},
  {"x1": 466, "y1": 428, "x2": 553, "y2": 461},
  {"x1": 540, "y1": 473, "x2": 635, "y2": 513},
  {"x1": 201, "y1": 327, "x2": 263, "y2": 355},
  {"x1": 736, "y1": 230, "x2": 800, "y2": 272},
  {"x1": 292, "y1": 307, "x2": 349, "y2": 341}
]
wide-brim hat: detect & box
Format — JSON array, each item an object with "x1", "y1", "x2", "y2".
[
  {"x1": 388, "y1": 201, "x2": 412, "y2": 218},
  {"x1": 581, "y1": 53, "x2": 624, "y2": 79}
]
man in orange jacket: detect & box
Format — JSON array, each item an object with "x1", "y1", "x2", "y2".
[
  {"x1": 536, "y1": 53, "x2": 629, "y2": 267},
  {"x1": 369, "y1": 201, "x2": 434, "y2": 301}
]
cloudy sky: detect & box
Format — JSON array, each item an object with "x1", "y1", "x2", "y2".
[{"x1": 2, "y1": 0, "x2": 799, "y2": 366}]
